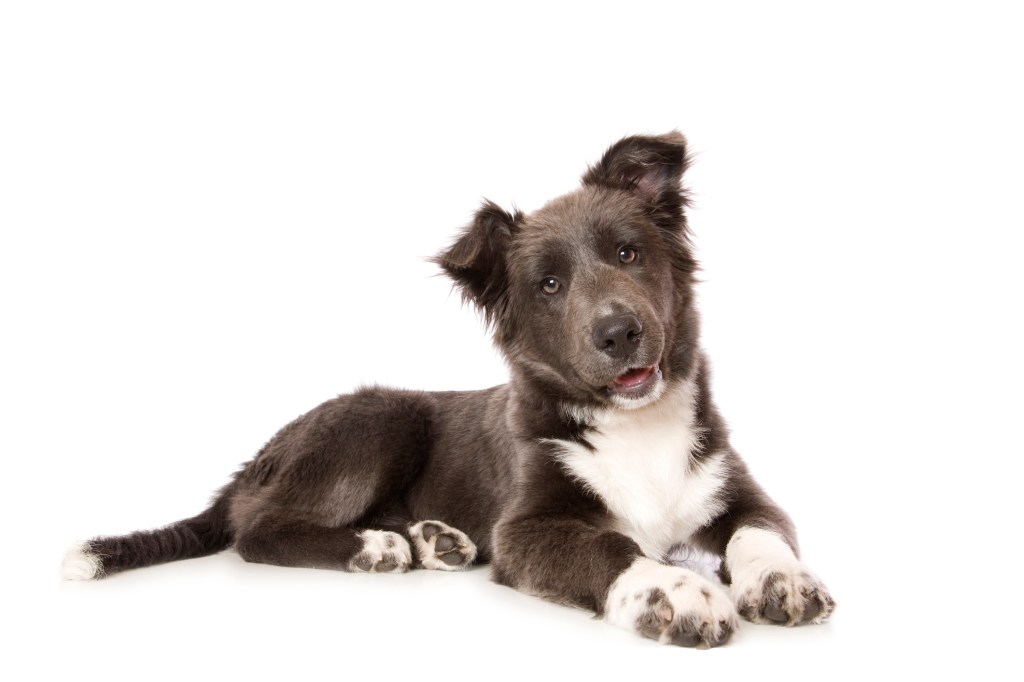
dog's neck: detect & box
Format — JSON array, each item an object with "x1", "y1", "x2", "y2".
[{"x1": 505, "y1": 360, "x2": 700, "y2": 445}]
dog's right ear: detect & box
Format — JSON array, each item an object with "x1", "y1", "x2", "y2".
[{"x1": 434, "y1": 200, "x2": 521, "y2": 320}]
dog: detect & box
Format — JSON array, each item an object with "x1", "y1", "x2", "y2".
[{"x1": 62, "y1": 132, "x2": 834, "y2": 648}]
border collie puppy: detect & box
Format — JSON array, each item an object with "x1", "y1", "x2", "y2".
[{"x1": 63, "y1": 132, "x2": 834, "y2": 648}]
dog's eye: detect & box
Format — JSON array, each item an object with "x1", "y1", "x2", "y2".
[
  {"x1": 541, "y1": 277, "x2": 561, "y2": 295},
  {"x1": 618, "y1": 246, "x2": 639, "y2": 265}
]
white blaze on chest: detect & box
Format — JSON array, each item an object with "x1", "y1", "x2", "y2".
[{"x1": 550, "y1": 380, "x2": 728, "y2": 559}]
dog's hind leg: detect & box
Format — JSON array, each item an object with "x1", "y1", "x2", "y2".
[
  {"x1": 230, "y1": 388, "x2": 442, "y2": 574},
  {"x1": 408, "y1": 520, "x2": 477, "y2": 571},
  {"x1": 235, "y1": 518, "x2": 413, "y2": 573}
]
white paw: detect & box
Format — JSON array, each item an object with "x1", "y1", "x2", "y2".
[
  {"x1": 409, "y1": 520, "x2": 477, "y2": 571},
  {"x1": 727, "y1": 528, "x2": 835, "y2": 625},
  {"x1": 348, "y1": 530, "x2": 412, "y2": 574},
  {"x1": 605, "y1": 558, "x2": 737, "y2": 648},
  {"x1": 61, "y1": 542, "x2": 102, "y2": 581}
]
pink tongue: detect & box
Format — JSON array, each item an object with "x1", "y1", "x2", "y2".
[{"x1": 614, "y1": 366, "x2": 654, "y2": 388}]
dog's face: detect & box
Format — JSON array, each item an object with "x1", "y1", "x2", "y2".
[{"x1": 437, "y1": 133, "x2": 698, "y2": 410}]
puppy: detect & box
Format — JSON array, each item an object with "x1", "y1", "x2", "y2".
[{"x1": 63, "y1": 132, "x2": 834, "y2": 648}]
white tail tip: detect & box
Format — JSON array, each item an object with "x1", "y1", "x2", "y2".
[{"x1": 62, "y1": 543, "x2": 102, "y2": 580}]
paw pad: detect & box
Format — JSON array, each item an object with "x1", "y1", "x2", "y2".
[{"x1": 410, "y1": 520, "x2": 477, "y2": 571}]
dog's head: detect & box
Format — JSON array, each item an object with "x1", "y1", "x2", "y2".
[{"x1": 436, "y1": 132, "x2": 699, "y2": 411}]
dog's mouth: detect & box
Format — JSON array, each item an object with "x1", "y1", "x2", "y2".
[{"x1": 607, "y1": 364, "x2": 662, "y2": 399}]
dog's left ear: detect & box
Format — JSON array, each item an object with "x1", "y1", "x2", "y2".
[
  {"x1": 582, "y1": 131, "x2": 690, "y2": 226},
  {"x1": 434, "y1": 200, "x2": 521, "y2": 321}
]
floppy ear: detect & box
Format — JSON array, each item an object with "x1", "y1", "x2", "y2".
[
  {"x1": 582, "y1": 131, "x2": 690, "y2": 227},
  {"x1": 434, "y1": 200, "x2": 521, "y2": 321}
]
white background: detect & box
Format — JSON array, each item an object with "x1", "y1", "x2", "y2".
[{"x1": 3, "y1": 1, "x2": 1022, "y2": 679}]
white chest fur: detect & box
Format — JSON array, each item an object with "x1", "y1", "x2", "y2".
[{"x1": 550, "y1": 380, "x2": 728, "y2": 559}]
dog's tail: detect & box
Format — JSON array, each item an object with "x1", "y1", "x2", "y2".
[{"x1": 61, "y1": 488, "x2": 234, "y2": 581}]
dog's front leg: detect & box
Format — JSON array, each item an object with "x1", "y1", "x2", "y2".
[
  {"x1": 694, "y1": 465, "x2": 836, "y2": 626},
  {"x1": 724, "y1": 527, "x2": 835, "y2": 625},
  {"x1": 492, "y1": 467, "x2": 737, "y2": 648}
]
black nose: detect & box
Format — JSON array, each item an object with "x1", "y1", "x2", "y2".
[{"x1": 592, "y1": 314, "x2": 643, "y2": 359}]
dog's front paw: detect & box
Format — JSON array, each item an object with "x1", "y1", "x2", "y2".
[
  {"x1": 733, "y1": 563, "x2": 835, "y2": 626},
  {"x1": 605, "y1": 558, "x2": 737, "y2": 649},
  {"x1": 348, "y1": 530, "x2": 412, "y2": 574},
  {"x1": 726, "y1": 527, "x2": 835, "y2": 626}
]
